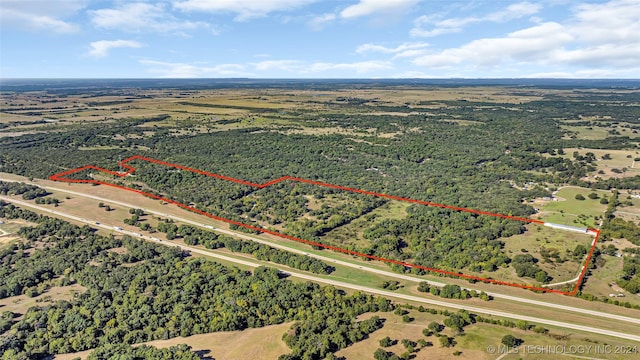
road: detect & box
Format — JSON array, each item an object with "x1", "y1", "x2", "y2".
[
  {"x1": 2, "y1": 196, "x2": 640, "y2": 343},
  {"x1": 2, "y1": 178, "x2": 640, "y2": 328}
]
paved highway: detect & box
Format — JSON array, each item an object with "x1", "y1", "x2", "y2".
[
  {"x1": 2, "y1": 196, "x2": 640, "y2": 343},
  {"x1": 2, "y1": 178, "x2": 640, "y2": 328}
]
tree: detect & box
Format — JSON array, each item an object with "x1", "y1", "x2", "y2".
[
  {"x1": 428, "y1": 321, "x2": 442, "y2": 333},
  {"x1": 394, "y1": 308, "x2": 408, "y2": 316},
  {"x1": 374, "y1": 348, "x2": 392, "y2": 360},
  {"x1": 379, "y1": 336, "x2": 393, "y2": 347},
  {"x1": 575, "y1": 194, "x2": 586, "y2": 201},
  {"x1": 401, "y1": 339, "x2": 416, "y2": 352},
  {"x1": 441, "y1": 284, "x2": 462, "y2": 299},
  {"x1": 573, "y1": 244, "x2": 588, "y2": 257},
  {"x1": 588, "y1": 192, "x2": 599, "y2": 199},
  {"x1": 515, "y1": 320, "x2": 529, "y2": 330},
  {"x1": 417, "y1": 281, "x2": 430, "y2": 292},
  {"x1": 439, "y1": 336, "x2": 455, "y2": 348},
  {"x1": 535, "y1": 270, "x2": 549, "y2": 283},
  {"x1": 501, "y1": 334, "x2": 521, "y2": 347}
]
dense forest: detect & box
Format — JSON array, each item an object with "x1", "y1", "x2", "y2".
[{"x1": 0, "y1": 202, "x2": 391, "y2": 359}]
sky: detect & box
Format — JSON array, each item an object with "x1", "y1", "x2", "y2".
[{"x1": 1, "y1": 0, "x2": 639, "y2": 78}]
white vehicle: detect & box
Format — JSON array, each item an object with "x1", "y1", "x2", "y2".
[{"x1": 114, "y1": 227, "x2": 122, "y2": 231}]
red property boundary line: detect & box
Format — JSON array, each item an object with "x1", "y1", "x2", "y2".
[{"x1": 49, "y1": 155, "x2": 599, "y2": 296}]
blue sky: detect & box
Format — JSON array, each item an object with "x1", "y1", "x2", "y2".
[{"x1": 1, "y1": 0, "x2": 639, "y2": 78}]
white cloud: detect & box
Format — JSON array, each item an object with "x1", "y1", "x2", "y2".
[
  {"x1": 340, "y1": 0, "x2": 419, "y2": 19},
  {"x1": 90, "y1": 3, "x2": 209, "y2": 33},
  {"x1": 250, "y1": 59, "x2": 391, "y2": 75},
  {"x1": 392, "y1": 70, "x2": 446, "y2": 78},
  {"x1": 173, "y1": 0, "x2": 318, "y2": 21},
  {"x1": 251, "y1": 60, "x2": 304, "y2": 71},
  {"x1": 570, "y1": 0, "x2": 640, "y2": 45},
  {"x1": 409, "y1": 0, "x2": 640, "y2": 76},
  {"x1": 308, "y1": 13, "x2": 336, "y2": 30},
  {"x1": 411, "y1": 1, "x2": 541, "y2": 37},
  {"x1": 356, "y1": 42, "x2": 430, "y2": 60},
  {"x1": 140, "y1": 60, "x2": 247, "y2": 77},
  {"x1": 413, "y1": 22, "x2": 572, "y2": 67},
  {"x1": 356, "y1": 42, "x2": 428, "y2": 54},
  {"x1": 413, "y1": 0, "x2": 640, "y2": 78},
  {"x1": 0, "y1": 0, "x2": 87, "y2": 33},
  {"x1": 88, "y1": 40, "x2": 143, "y2": 58},
  {"x1": 525, "y1": 68, "x2": 638, "y2": 79},
  {"x1": 308, "y1": 60, "x2": 391, "y2": 73},
  {"x1": 307, "y1": 0, "x2": 418, "y2": 29}
]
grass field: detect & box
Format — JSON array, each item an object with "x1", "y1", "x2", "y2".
[
  {"x1": 499, "y1": 223, "x2": 594, "y2": 284},
  {"x1": 0, "y1": 218, "x2": 36, "y2": 246},
  {"x1": 539, "y1": 187, "x2": 610, "y2": 227},
  {"x1": 584, "y1": 254, "x2": 624, "y2": 295},
  {"x1": 550, "y1": 148, "x2": 640, "y2": 179},
  {"x1": 54, "y1": 322, "x2": 294, "y2": 360},
  {"x1": 615, "y1": 196, "x2": 640, "y2": 222},
  {"x1": 0, "y1": 284, "x2": 86, "y2": 319},
  {"x1": 561, "y1": 125, "x2": 612, "y2": 140}
]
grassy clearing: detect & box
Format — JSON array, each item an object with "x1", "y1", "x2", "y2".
[
  {"x1": 0, "y1": 218, "x2": 37, "y2": 247},
  {"x1": 615, "y1": 196, "x2": 640, "y2": 222},
  {"x1": 54, "y1": 322, "x2": 294, "y2": 360},
  {"x1": 0, "y1": 218, "x2": 34, "y2": 234},
  {"x1": 551, "y1": 148, "x2": 640, "y2": 179},
  {"x1": 0, "y1": 284, "x2": 86, "y2": 319},
  {"x1": 561, "y1": 125, "x2": 612, "y2": 140},
  {"x1": 144, "y1": 322, "x2": 292, "y2": 360},
  {"x1": 539, "y1": 187, "x2": 610, "y2": 227},
  {"x1": 584, "y1": 254, "x2": 625, "y2": 295},
  {"x1": 499, "y1": 223, "x2": 594, "y2": 284},
  {"x1": 0, "y1": 234, "x2": 19, "y2": 247}
]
